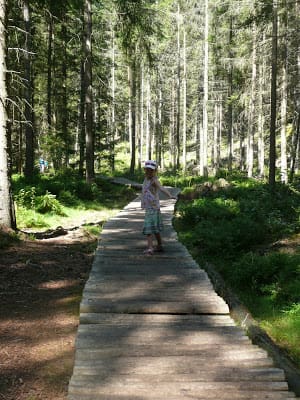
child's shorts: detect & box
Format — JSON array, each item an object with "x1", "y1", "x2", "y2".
[{"x1": 143, "y1": 209, "x2": 163, "y2": 235}]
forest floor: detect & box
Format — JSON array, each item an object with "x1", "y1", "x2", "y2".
[{"x1": 0, "y1": 218, "x2": 101, "y2": 400}]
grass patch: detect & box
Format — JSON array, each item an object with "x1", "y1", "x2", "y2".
[
  {"x1": 174, "y1": 172, "x2": 300, "y2": 368},
  {"x1": 13, "y1": 170, "x2": 137, "y2": 230}
]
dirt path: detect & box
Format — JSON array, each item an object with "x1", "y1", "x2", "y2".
[{"x1": 0, "y1": 227, "x2": 97, "y2": 400}]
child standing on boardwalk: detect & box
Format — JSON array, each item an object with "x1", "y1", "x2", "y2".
[{"x1": 141, "y1": 160, "x2": 174, "y2": 255}]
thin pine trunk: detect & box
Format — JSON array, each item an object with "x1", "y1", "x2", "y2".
[
  {"x1": 280, "y1": 2, "x2": 288, "y2": 183},
  {"x1": 247, "y1": 23, "x2": 257, "y2": 178},
  {"x1": 146, "y1": 76, "x2": 151, "y2": 160},
  {"x1": 110, "y1": 27, "x2": 116, "y2": 171},
  {"x1": 202, "y1": 0, "x2": 209, "y2": 176},
  {"x1": 269, "y1": 0, "x2": 278, "y2": 187},
  {"x1": 0, "y1": 0, "x2": 16, "y2": 229},
  {"x1": 61, "y1": 18, "x2": 68, "y2": 167},
  {"x1": 176, "y1": 3, "x2": 181, "y2": 169},
  {"x1": 84, "y1": 0, "x2": 94, "y2": 183},
  {"x1": 79, "y1": 59, "x2": 85, "y2": 177},
  {"x1": 182, "y1": 28, "x2": 187, "y2": 172},
  {"x1": 129, "y1": 57, "x2": 136, "y2": 174},
  {"x1": 140, "y1": 66, "x2": 144, "y2": 164},
  {"x1": 258, "y1": 62, "x2": 265, "y2": 177},
  {"x1": 47, "y1": 11, "x2": 53, "y2": 130},
  {"x1": 227, "y1": 17, "x2": 233, "y2": 172},
  {"x1": 23, "y1": 0, "x2": 35, "y2": 178}
]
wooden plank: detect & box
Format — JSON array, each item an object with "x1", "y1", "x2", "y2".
[
  {"x1": 71, "y1": 365, "x2": 285, "y2": 382},
  {"x1": 74, "y1": 344, "x2": 270, "y2": 360},
  {"x1": 83, "y1": 281, "x2": 214, "y2": 292},
  {"x1": 89, "y1": 263, "x2": 204, "y2": 272},
  {"x1": 81, "y1": 290, "x2": 227, "y2": 301},
  {"x1": 74, "y1": 352, "x2": 275, "y2": 368},
  {"x1": 75, "y1": 332, "x2": 250, "y2": 348},
  {"x1": 68, "y1": 393, "x2": 296, "y2": 400},
  {"x1": 79, "y1": 313, "x2": 235, "y2": 325},
  {"x1": 88, "y1": 269, "x2": 211, "y2": 278},
  {"x1": 77, "y1": 323, "x2": 248, "y2": 338},
  {"x1": 79, "y1": 299, "x2": 230, "y2": 314},
  {"x1": 68, "y1": 379, "x2": 289, "y2": 395}
]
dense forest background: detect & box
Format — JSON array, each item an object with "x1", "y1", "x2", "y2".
[
  {"x1": 1, "y1": 3, "x2": 300, "y2": 394},
  {"x1": 1, "y1": 0, "x2": 300, "y2": 228}
]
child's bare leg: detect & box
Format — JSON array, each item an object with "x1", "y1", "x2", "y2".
[
  {"x1": 154, "y1": 233, "x2": 164, "y2": 251},
  {"x1": 147, "y1": 234, "x2": 154, "y2": 250}
]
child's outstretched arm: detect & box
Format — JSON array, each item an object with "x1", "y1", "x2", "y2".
[{"x1": 155, "y1": 178, "x2": 175, "y2": 199}]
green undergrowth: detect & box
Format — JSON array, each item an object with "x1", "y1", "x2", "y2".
[
  {"x1": 12, "y1": 169, "x2": 137, "y2": 231},
  {"x1": 173, "y1": 172, "x2": 300, "y2": 368}
]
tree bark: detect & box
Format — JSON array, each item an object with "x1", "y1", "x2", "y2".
[
  {"x1": 247, "y1": 22, "x2": 257, "y2": 178},
  {"x1": 182, "y1": 27, "x2": 187, "y2": 172},
  {"x1": 23, "y1": 0, "x2": 35, "y2": 178},
  {"x1": 280, "y1": 2, "x2": 288, "y2": 183},
  {"x1": 290, "y1": 113, "x2": 300, "y2": 182},
  {"x1": 0, "y1": 0, "x2": 16, "y2": 229},
  {"x1": 61, "y1": 17, "x2": 68, "y2": 167},
  {"x1": 139, "y1": 65, "x2": 144, "y2": 166},
  {"x1": 110, "y1": 26, "x2": 116, "y2": 172},
  {"x1": 84, "y1": 0, "x2": 94, "y2": 183},
  {"x1": 227, "y1": 17, "x2": 233, "y2": 172},
  {"x1": 145, "y1": 75, "x2": 151, "y2": 160},
  {"x1": 47, "y1": 11, "x2": 53, "y2": 131},
  {"x1": 202, "y1": 0, "x2": 209, "y2": 177},
  {"x1": 176, "y1": 3, "x2": 181, "y2": 169},
  {"x1": 269, "y1": 0, "x2": 278, "y2": 187},
  {"x1": 129, "y1": 57, "x2": 136, "y2": 174},
  {"x1": 258, "y1": 61, "x2": 265, "y2": 177},
  {"x1": 79, "y1": 58, "x2": 85, "y2": 177}
]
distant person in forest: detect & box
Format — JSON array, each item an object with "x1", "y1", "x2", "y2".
[
  {"x1": 39, "y1": 157, "x2": 45, "y2": 173},
  {"x1": 141, "y1": 160, "x2": 174, "y2": 256}
]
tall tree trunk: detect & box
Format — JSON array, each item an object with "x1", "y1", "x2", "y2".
[
  {"x1": 128, "y1": 67, "x2": 132, "y2": 154},
  {"x1": 227, "y1": 17, "x2": 233, "y2": 172},
  {"x1": 129, "y1": 56, "x2": 136, "y2": 174},
  {"x1": 280, "y1": 2, "x2": 288, "y2": 183},
  {"x1": 247, "y1": 22, "x2": 257, "y2": 178},
  {"x1": 110, "y1": 26, "x2": 116, "y2": 172},
  {"x1": 212, "y1": 102, "x2": 218, "y2": 174},
  {"x1": 61, "y1": 17, "x2": 68, "y2": 167},
  {"x1": 23, "y1": 0, "x2": 34, "y2": 178},
  {"x1": 47, "y1": 11, "x2": 53, "y2": 131},
  {"x1": 258, "y1": 61, "x2": 265, "y2": 177},
  {"x1": 170, "y1": 76, "x2": 176, "y2": 168},
  {"x1": 0, "y1": 0, "x2": 16, "y2": 229},
  {"x1": 290, "y1": 113, "x2": 300, "y2": 182},
  {"x1": 84, "y1": 0, "x2": 94, "y2": 183},
  {"x1": 176, "y1": 3, "x2": 181, "y2": 169},
  {"x1": 146, "y1": 75, "x2": 151, "y2": 160},
  {"x1": 202, "y1": 0, "x2": 209, "y2": 177},
  {"x1": 139, "y1": 65, "x2": 144, "y2": 165},
  {"x1": 218, "y1": 101, "x2": 222, "y2": 170},
  {"x1": 79, "y1": 58, "x2": 85, "y2": 177},
  {"x1": 269, "y1": 0, "x2": 278, "y2": 187},
  {"x1": 182, "y1": 27, "x2": 187, "y2": 172}
]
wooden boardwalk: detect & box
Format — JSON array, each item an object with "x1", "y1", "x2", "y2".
[{"x1": 68, "y1": 192, "x2": 296, "y2": 400}]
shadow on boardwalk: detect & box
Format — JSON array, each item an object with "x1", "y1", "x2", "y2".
[{"x1": 68, "y1": 187, "x2": 297, "y2": 400}]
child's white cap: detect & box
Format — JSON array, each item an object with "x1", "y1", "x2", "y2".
[{"x1": 144, "y1": 160, "x2": 157, "y2": 170}]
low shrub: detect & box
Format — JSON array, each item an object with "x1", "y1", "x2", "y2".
[
  {"x1": 58, "y1": 190, "x2": 78, "y2": 206},
  {"x1": 35, "y1": 191, "x2": 66, "y2": 215}
]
